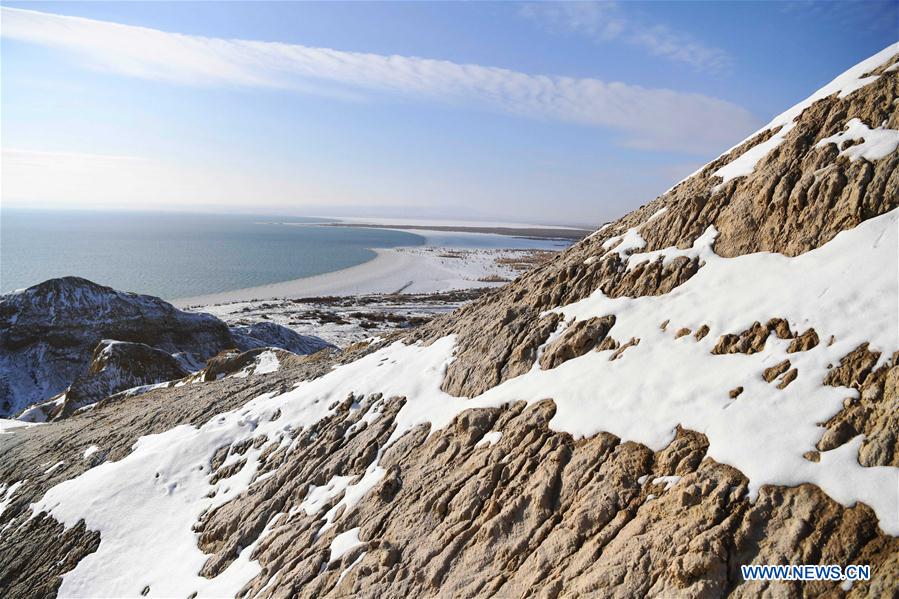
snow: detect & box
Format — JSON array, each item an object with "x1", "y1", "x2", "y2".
[
  {"x1": 23, "y1": 208, "x2": 899, "y2": 597},
  {"x1": 82, "y1": 446, "x2": 100, "y2": 460},
  {"x1": 651, "y1": 476, "x2": 682, "y2": 491},
  {"x1": 0, "y1": 481, "x2": 25, "y2": 517},
  {"x1": 626, "y1": 226, "x2": 718, "y2": 270},
  {"x1": 814, "y1": 118, "x2": 899, "y2": 162},
  {"x1": 583, "y1": 212, "x2": 666, "y2": 265},
  {"x1": 299, "y1": 476, "x2": 355, "y2": 516},
  {"x1": 344, "y1": 398, "x2": 382, "y2": 439},
  {"x1": 118, "y1": 380, "x2": 173, "y2": 398},
  {"x1": 328, "y1": 527, "x2": 363, "y2": 562},
  {"x1": 601, "y1": 226, "x2": 647, "y2": 258},
  {"x1": 712, "y1": 131, "x2": 787, "y2": 187},
  {"x1": 43, "y1": 461, "x2": 65, "y2": 475},
  {"x1": 29, "y1": 411, "x2": 273, "y2": 597},
  {"x1": 317, "y1": 461, "x2": 385, "y2": 537},
  {"x1": 712, "y1": 43, "x2": 898, "y2": 188},
  {"x1": 476, "y1": 431, "x2": 503, "y2": 447},
  {"x1": 586, "y1": 222, "x2": 612, "y2": 239},
  {"x1": 232, "y1": 350, "x2": 280, "y2": 379},
  {"x1": 531, "y1": 210, "x2": 898, "y2": 532},
  {"x1": 17, "y1": 397, "x2": 61, "y2": 423},
  {"x1": 646, "y1": 206, "x2": 668, "y2": 222},
  {"x1": 0, "y1": 418, "x2": 41, "y2": 434},
  {"x1": 336, "y1": 551, "x2": 366, "y2": 586}
]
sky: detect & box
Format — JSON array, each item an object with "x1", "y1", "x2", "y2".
[{"x1": 1, "y1": 1, "x2": 896, "y2": 226}]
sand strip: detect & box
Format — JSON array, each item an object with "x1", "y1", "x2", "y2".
[{"x1": 174, "y1": 249, "x2": 413, "y2": 307}]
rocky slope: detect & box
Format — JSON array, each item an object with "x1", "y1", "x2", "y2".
[
  {"x1": 0, "y1": 44, "x2": 897, "y2": 598},
  {"x1": 0, "y1": 277, "x2": 333, "y2": 418}
]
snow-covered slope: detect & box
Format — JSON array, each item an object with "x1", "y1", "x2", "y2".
[
  {"x1": 0, "y1": 277, "x2": 334, "y2": 418},
  {"x1": 230, "y1": 322, "x2": 334, "y2": 356},
  {"x1": 1, "y1": 45, "x2": 897, "y2": 598},
  {"x1": 0, "y1": 277, "x2": 235, "y2": 417},
  {"x1": 17, "y1": 340, "x2": 191, "y2": 423}
]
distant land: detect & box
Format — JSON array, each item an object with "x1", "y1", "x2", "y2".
[{"x1": 324, "y1": 222, "x2": 593, "y2": 241}]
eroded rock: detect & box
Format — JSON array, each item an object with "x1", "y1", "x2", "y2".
[{"x1": 539, "y1": 316, "x2": 616, "y2": 370}]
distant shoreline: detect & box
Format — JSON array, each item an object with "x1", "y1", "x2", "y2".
[{"x1": 321, "y1": 222, "x2": 592, "y2": 241}]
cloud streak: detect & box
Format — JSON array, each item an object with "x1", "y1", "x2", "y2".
[
  {"x1": 519, "y1": 2, "x2": 733, "y2": 74},
  {"x1": 1, "y1": 7, "x2": 758, "y2": 154}
]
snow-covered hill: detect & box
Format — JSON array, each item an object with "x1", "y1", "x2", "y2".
[
  {"x1": 0, "y1": 277, "x2": 333, "y2": 419},
  {"x1": 1, "y1": 44, "x2": 897, "y2": 598}
]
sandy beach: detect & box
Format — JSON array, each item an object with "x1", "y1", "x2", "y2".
[{"x1": 174, "y1": 245, "x2": 555, "y2": 308}]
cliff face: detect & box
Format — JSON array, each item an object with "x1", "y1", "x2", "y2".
[{"x1": 0, "y1": 45, "x2": 897, "y2": 599}]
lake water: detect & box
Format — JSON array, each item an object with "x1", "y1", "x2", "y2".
[{"x1": 1, "y1": 209, "x2": 566, "y2": 299}]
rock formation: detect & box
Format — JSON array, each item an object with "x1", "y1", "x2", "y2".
[
  {"x1": 18, "y1": 340, "x2": 189, "y2": 422},
  {"x1": 0, "y1": 277, "x2": 333, "y2": 418}
]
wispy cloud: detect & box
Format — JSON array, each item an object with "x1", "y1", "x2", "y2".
[
  {"x1": 519, "y1": 2, "x2": 733, "y2": 74},
  {"x1": 780, "y1": 0, "x2": 898, "y2": 33},
  {"x1": 520, "y1": 2, "x2": 627, "y2": 41},
  {"x1": 1, "y1": 7, "x2": 757, "y2": 154}
]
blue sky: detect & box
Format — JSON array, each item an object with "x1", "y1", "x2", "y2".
[{"x1": 1, "y1": 1, "x2": 896, "y2": 225}]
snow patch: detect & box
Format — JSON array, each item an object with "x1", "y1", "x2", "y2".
[
  {"x1": 0, "y1": 418, "x2": 41, "y2": 434},
  {"x1": 815, "y1": 118, "x2": 899, "y2": 162},
  {"x1": 627, "y1": 226, "x2": 719, "y2": 271},
  {"x1": 713, "y1": 130, "x2": 788, "y2": 188},
  {"x1": 651, "y1": 475, "x2": 682, "y2": 491},
  {"x1": 601, "y1": 227, "x2": 647, "y2": 259},
  {"x1": 647, "y1": 206, "x2": 668, "y2": 222},
  {"x1": 0, "y1": 480, "x2": 25, "y2": 517},
  {"x1": 476, "y1": 431, "x2": 503, "y2": 447},
  {"x1": 336, "y1": 551, "x2": 366, "y2": 586},
  {"x1": 317, "y1": 461, "x2": 385, "y2": 537},
  {"x1": 43, "y1": 461, "x2": 64, "y2": 475},
  {"x1": 299, "y1": 475, "x2": 355, "y2": 516},
  {"x1": 586, "y1": 222, "x2": 612, "y2": 239},
  {"x1": 328, "y1": 527, "x2": 363, "y2": 562},
  {"x1": 253, "y1": 350, "x2": 281, "y2": 375},
  {"x1": 233, "y1": 350, "x2": 281, "y2": 379}
]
